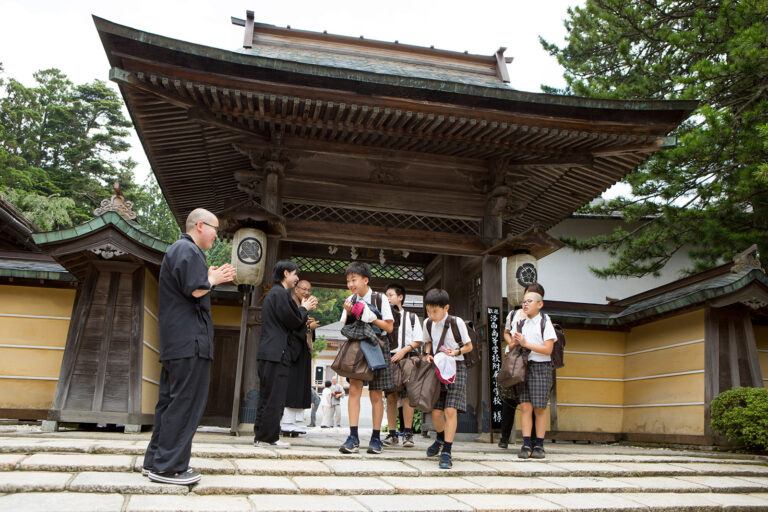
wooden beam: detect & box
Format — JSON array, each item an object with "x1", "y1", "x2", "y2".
[
  {"x1": 495, "y1": 47, "x2": 510, "y2": 83},
  {"x1": 285, "y1": 219, "x2": 486, "y2": 256},
  {"x1": 298, "y1": 271, "x2": 423, "y2": 294},
  {"x1": 243, "y1": 11, "x2": 255, "y2": 49}
]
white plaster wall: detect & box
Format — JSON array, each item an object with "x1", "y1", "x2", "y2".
[{"x1": 502, "y1": 217, "x2": 696, "y2": 304}]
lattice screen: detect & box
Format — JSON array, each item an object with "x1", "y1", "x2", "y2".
[
  {"x1": 283, "y1": 202, "x2": 480, "y2": 236},
  {"x1": 294, "y1": 256, "x2": 424, "y2": 281}
]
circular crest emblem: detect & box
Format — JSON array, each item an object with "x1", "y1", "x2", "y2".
[
  {"x1": 237, "y1": 237, "x2": 263, "y2": 265},
  {"x1": 516, "y1": 262, "x2": 537, "y2": 287}
]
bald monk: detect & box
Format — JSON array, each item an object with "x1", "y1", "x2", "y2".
[{"x1": 143, "y1": 208, "x2": 236, "y2": 485}]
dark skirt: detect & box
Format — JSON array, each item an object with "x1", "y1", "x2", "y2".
[{"x1": 284, "y1": 335, "x2": 312, "y2": 409}]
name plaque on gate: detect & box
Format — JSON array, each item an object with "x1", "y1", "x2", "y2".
[{"x1": 487, "y1": 306, "x2": 503, "y2": 431}]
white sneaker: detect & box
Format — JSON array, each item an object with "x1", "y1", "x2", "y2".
[{"x1": 254, "y1": 440, "x2": 291, "y2": 448}]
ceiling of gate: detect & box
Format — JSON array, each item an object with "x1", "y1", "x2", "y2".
[{"x1": 95, "y1": 17, "x2": 696, "y2": 256}]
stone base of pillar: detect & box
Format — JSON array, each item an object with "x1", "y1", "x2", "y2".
[{"x1": 41, "y1": 420, "x2": 58, "y2": 432}]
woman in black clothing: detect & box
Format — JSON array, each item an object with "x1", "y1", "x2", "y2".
[
  {"x1": 253, "y1": 260, "x2": 317, "y2": 447},
  {"x1": 281, "y1": 279, "x2": 320, "y2": 434}
]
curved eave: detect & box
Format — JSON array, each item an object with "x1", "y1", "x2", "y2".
[
  {"x1": 31, "y1": 211, "x2": 169, "y2": 254},
  {"x1": 93, "y1": 16, "x2": 698, "y2": 128}
]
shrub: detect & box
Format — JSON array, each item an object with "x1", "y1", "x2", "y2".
[{"x1": 710, "y1": 386, "x2": 768, "y2": 452}]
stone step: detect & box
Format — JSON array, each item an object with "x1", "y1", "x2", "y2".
[
  {"x1": 4, "y1": 451, "x2": 768, "y2": 479},
  {"x1": 1, "y1": 470, "x2": 767, "y2": 496},
  {"x1": 1, "y1": 491, "x2": 768, "y2": 512}
]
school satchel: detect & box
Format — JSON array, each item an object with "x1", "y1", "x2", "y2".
[
  {"x1": 392, "y1": 356, "x2": 415, "y2": 392},
  {"x1": 425, "y1": 316, "x2": 479, "y2": 368},
  {"x1": 540, "y1": 314, "x2": 566, "y2": 369},
  {"x1": 405, "y1": 355, "x2": 441, "y2": 412},
  {"x1": 498, "y1": 344, "x2": 529, "y2": 387},
  {"x1": 331, "y1": 340, "x2": 374, "y2": 382}
]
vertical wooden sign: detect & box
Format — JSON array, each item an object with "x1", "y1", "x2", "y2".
[{"x1": 487, "y1": 306, "x2": 503, "y2": 432}]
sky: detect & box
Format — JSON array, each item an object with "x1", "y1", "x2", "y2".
[{"x1": 0, "y1": 0, "x2": 590, "y2": 184}]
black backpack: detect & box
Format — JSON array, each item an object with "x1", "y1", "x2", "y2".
[
  {"x1": 541, "y1": 314, "x2": 565, "y2": 369},
  {"x1": 426, "y1": 315, "x2": 479, "y2": 368}
]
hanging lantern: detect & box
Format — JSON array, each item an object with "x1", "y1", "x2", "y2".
[
  {"x1": 231, "y1": 228, "x2": 267, "y2": 286},
  {"x1": 506, "y1": 251, "x2": 538, "y2": 306}
]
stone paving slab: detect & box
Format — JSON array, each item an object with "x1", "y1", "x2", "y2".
[
  {"x1": 671, "y1": 462, "x2": 768, "y2": 476},
  {"x1": 539, "y1": 476, "x2": 640, "y2": 492},
  {"x1": 451, "y1": 493, "x2": 565, "y2": 511},
  {"x1": 0, "y1": 438, "x2": 44, "y2": 453},
  {"x1": 19, "y1": 453, "x2": 134, "y2": 472},
  {"x1": 277, "y1": 448, "x2": 359, "y2": 460},
  {"x1": 193, "y1": 474, "x2": 298, "y2": 495},
  {"x1": 191, "y1": 443, "x2": 277, "y2": 459},
  {"x1": 623, "y1": 492, "x2": 768, "y2": 510},
  {"x1": 354, "y1": 493, "x2": 474, "y2": 512},
  {"x1": 474, "y1": 460, "x2": 569, "y2": 476},
  {"x1": 0, "y1": 471, "x2": 72, "y2": 492},
  {"x1": 248, "y1": 493, "x2": 369, "y2": 511},
  {"x1": 68, "y1": 471, "x2": 188, "y2": 495},
  {"x1": 92, "y1": 440, "x2": 146, "y2": 455},
  {"x1": 609, "y1": 462, "x2": 698, "y2": 475},
  {"x1": 612, "y1": 476, "x2": 711, "y2": 492},
  {"x1": 405, "y1": 459, "x2": 500, "y2": 476},
  {"x1": 464, "y1": 475, "x2": 566, "y2": 493},
  {"x1": 380, "y1": 476, "x2": 485, "y2": 493},
  {"x1": 536, "y1": 492, "x2": 648, "y2": 510},
  {"x1": 0, "y1": 454, "x2": 24, "y2": 470},
  {"x1": 36, "y1": 439, "x2": 97, "y2": 452},
  {"x1": 323, "y1": 458, "x2": 420, "y2": 476},
  {"x1": 548, "y1": 462, "x2": 636, "y2": 476},
  {"x1": 126, "y1": 494, "x2": 251, "y2": 511},
  {"x1": 0, "y1": 491, "x2": 124, "y2": 511},
  {"x1": 292, "y1": 475, "x2": 396, "y2": 495},
  {"x1": 131, "y1": 457, "x2": 235, "y2": 475},
  {"x1": 734, "y1": 476, "x2": 768, "y2": 487},
  {"x1": 234, "y1": 458, "x2": 331, "y2": 475},
  {"x1": 676, "y1": 475, "x2": 768, "y2": 492}
]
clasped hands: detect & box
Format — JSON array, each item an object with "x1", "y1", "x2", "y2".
[{"x1": 208, "y1": 264, "x2": 236, "y2": 286}]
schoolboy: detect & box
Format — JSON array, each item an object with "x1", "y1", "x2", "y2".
[
  {"x1": 499, "y1": 283, "x2": 545, "y2": 449},
  {"x1": 511, "y1": 290, "x2": 557, "y2": 459},
  {"x1": 338, "y1": 262, "x2": 394, "y2": 454},
  {"x1": 383, "y1": 283, "x2": 423, "y2": 448},
  {"x1": 423, "y1": 288, "x2": 473, "y2": 469}
]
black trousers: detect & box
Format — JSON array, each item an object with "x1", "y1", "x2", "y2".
[
  {"x1": 253, "y1": 359, "x2": 290, "y2": 443},
  {"x1": 143, "y1": 355, "x2": 211, "y2": 474},
  {"x1": 500, "y1": 399, "x2": 517, "y2": 443}
]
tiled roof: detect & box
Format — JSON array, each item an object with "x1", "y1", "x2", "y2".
[{"x1": 0, "y1": 257, "x2": 76, "y2": 281}]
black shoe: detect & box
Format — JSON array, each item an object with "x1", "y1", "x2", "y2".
[
  {"x1": 402, "y1": 433, "x2": 415, "y2": 447},
  {"x1": 426, "y1": 439, "x2": 444, "y2": 457},
  {"x1": 141, "y1": 467, "x2": 152, "y2": 477},
  {"x1": 382, "y1": 433, "x2": 399, "y2": 446},
  {"x1": 518, "y1": 445, "x2": 532, "y2": 459},
  {"x1": 339, "y1": 435, "x2": 360, "y2": 454},
  {"x1": 148, "y1": 469, "x2": 201, "y2": 485},
  {"x1": 439, "y1": 452, "x2": 453, "y2": 469},
  {"x1": 367, "y1": 437, "x2": 383, "y2": 454},
  {"x1": 497, "y1": 440, "x2": 508, "y2": 449},
  {"x1": 531, "y1": 446, "x2": 545, "y2": 459}
]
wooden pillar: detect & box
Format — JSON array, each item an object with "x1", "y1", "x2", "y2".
[{"x1": 479, "y1": 255, "x2": 502, "y2": 433}]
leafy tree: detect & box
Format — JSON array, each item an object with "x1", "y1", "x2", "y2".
[
  {"x1": 0, "y1": 188, "x2": 75, "y2": 231},
  {"x1": 541, "y1": 0, "x2": 768, "y2": 277},
  {"x1": 312, "y1": 335, "x2": 328, "y2": 360},
  {"x1": 131, "y1": 173, "x2": 181, "y2": 244},
  {"x1": 311, "y1": 287, "x2": 349, "y2": 327}
]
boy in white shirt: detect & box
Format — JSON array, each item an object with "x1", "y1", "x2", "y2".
[
  {"x1": 383, "y1": 283, "x2": 423, "y2": 448},
  {"x1": 338, "y1": 262, "x2": 394, "y2": 455},
  {"x1": 423, "y1": 288, "x2": 473, "y2": 469},
  {"x1": 510, "y1": 290, "x2": 557, "y2": 459},
  {"x1": 320, "y1": 381, "x2": 333, "y2": 428}
]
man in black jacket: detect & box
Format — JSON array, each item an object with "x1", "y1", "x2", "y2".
[
  {"x1": 144, "y1": 208, "x2": 235, "y2": 485},
  {"x1": 254, "y1": 260, "x2": 317, "y2": 447}
]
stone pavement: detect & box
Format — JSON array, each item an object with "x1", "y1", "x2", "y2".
[{"x1": 0, "y1": 426, "x2": 767, "y2": 511}]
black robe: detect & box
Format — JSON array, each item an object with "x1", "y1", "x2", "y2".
[{"x1": 285, "y1": 321, "x2": 313, "y2": 409}]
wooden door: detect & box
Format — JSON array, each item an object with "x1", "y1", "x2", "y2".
[{"x1": 201, "y1": 327, "x2": 239, "y2": 427}]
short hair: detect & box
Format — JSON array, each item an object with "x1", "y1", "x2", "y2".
[
  {"x1": 345, "y1": 261, "x2": 371, "y2": 279},
  {"x1": 524, "y1": 282, "x2": 545, "y2": 298},
  {"x1": 272, "y1": 259, "x2": 300, "y2": 284},
  {"x1": 386, "y1": 282, "x2": 406, "y2": 302},
  {"x1": 525, "y1": 291, "x2": 543, "y2": 302},
  {"x1": 324, "y1": 380, "x2": 332, "y2": 388},
  {"x1": 185, "y1": 208, "x2": 216, "y2": 232},
  {"x1": 424, "y1": 288, "x2": 450, "y2": 307}
]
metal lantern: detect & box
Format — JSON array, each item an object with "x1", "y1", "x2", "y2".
[
  {"x1": 506, "y1": 251, "x2": 538, "y2": 306},
  {"x1": 231, "y1": 228, "x2": 267, "y2": 286}
]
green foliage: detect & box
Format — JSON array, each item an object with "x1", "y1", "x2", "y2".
[
  {"x1": 311, "y1": 287, "x2": 349, "y2": 327},
  {"x1": 0, "y1": 187, "x2": 75, "y2": 231},
  {"x1": 710, "y1": 386, "x2": 768, "y2": 452},
  {"x1": 312, "y1": 335, "x2": 328, "y2": 360},
  {"x1": 0, "y1": 65, "x2": 143, "y2": 226},
  {"x1": 542, "y1": 0, "x2": 768, "y2": 277},
  {"x1": 131, "y1": 173, "x2": 181, "y2": 244},
  {"x1": 207, "y1": 238, "x2": 233, "y2": 267}
]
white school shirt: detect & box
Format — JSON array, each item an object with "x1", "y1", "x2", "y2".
[
  {"x1": 517, "y1": 312, "x2": 557, "y2": 363},
  {"x1": 390, "y1": 308, "x2": 423, "y2": 353},
  {"x1": 503, "y1": 309, "x2": 524, "y2": 355},
  {"x1": 339, "y1": 288, "x2": 394, "y2": 324},
  {"x1": 321, "y1": 387, "x2": 332, "y2": 408},
  {"x1": 423, "y1": 313, "x2": 470, "y2": 361}
]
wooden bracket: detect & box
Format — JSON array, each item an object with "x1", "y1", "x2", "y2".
[
  {"x1": 495, "y1": 47, "x2": 511, "y2": 83},
  {"x1": 243, "y1": 10, "x2": 255, "y2": 49}
]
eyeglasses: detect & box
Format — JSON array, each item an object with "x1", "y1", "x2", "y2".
[
  {"x1": 201, "y1": 221, "x2": 219, "y2": 234},
  {"x1": 296, "y1": 285, "x2": 311, "y2": 292},
  {"x1": 522, "y1": 299, "x2": 537, "y2": 305}
]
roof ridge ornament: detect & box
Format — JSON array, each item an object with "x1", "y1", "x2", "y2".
[
  {"x1": 94, "y1": 181, "x2": 137, "y2": 220},
  {"x1": 731, "y1": 244, "x2": 763, "y2": 274}
]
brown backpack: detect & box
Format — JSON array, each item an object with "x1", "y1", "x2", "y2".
[{"x1": 426, "y1": 315, "x2": 479, "y2": 368}]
